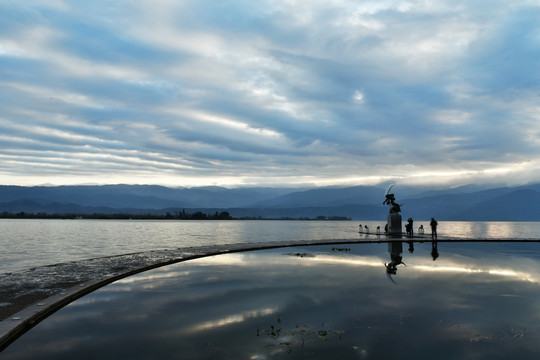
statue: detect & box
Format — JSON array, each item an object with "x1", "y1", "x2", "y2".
[
  {"x1": 382, "y1": 185, "x2": 401, "y2": 213},
  {"x1": 384, "y1": 185, "x2": 402, "y2": 237}
]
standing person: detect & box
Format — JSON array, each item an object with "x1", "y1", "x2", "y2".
[
  {"x1": 407, "y1": 218, "x2": 414, "y2": 236},
  {"x1": 430, "y1": 218, "x2": 438, "y2": 239}
]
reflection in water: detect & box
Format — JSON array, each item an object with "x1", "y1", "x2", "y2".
[
  {"x1": 4, "y1": 241, "x2": 540, "y2": 359},
  {"x1": 386, "y1": 241, "x2": 405, "y2": 275},
  {"x1": 257, "y1": 315, "x2": 345, "y2": 353},
  {"x1": 413, "y1": 263, "x2": 536, "y2": 282},
  {"x1": 382, "y1": 240, "x2": 540, "y2": 285},
  {"x1": 431, "y1": 241, "x2": 439, "y2": 260},
  {"x1": 380, "y1": 241, "x2": 540, "y2": 282},
  {"x1": 385, "y1": 241, "x2": 441, "y2": 282},
  {"x1": 187, "y1": 307, "x2": 278, "y2": 334}
]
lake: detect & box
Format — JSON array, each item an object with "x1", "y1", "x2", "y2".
[{"x1": 2, "y1": 219, "x2": 540, "y2": 274}]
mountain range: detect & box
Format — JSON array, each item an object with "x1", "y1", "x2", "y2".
[{"x1": 1, "y1": 183, "x2": 540, "y2": 221}]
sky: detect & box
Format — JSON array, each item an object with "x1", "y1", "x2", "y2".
[{"x1": 1, "y1": 0, "x2": 540, "y2": 189}]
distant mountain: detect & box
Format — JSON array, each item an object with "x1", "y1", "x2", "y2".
[
  {"x1": 0, "y1": 185, "x2": 296, "y2": 209},
  {"x1": 1, "y1": 183, "x2": 539, "y2": 221},
  {"x1": 398, "y1": 187, "x2": 519, "y2": 220},
  {"x1": 0, "y1": 199, "x2": 134, "y2": 215},
  {"x1": 248, "y1": 186, "x2": 385, "y2": 208},
  {"x1": 452, "y1": 189, "x2": 540, "y2": 221},
  {"x1": 0, "y1": 185, "x2": 189, "y2": 208}
]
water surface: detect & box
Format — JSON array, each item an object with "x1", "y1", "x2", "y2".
[
  {"x1": 3, "y1": 241, "x2": 540, "y2": 359},
  {"x1": 2, "y1": 219, "x2": 540, "y2": 274}
]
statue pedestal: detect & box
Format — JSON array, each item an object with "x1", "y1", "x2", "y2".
[
  {"x1": 388, "y1": 241, "x2": 403, "y2": 254},
  {"x1": 387, "y1": 212, "x2": 402, "y2": 237}
]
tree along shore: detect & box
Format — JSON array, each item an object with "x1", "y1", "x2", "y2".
[
  {"x1": 0, "y1": 211, "x2": 350, "y2": 221},
  {"x1": 0, "y1": 210, "x2": 232, "y2": 220}
]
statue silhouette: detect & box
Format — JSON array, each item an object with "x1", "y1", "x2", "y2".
[
  {"x1": 383, "y1": 192, "x2": 401, "y2": 213},
  {"x1": 386, "y1": 241, "x2": 405, "y2": 276}
]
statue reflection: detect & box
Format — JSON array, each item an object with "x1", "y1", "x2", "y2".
[
  {"x1": 385, "y1": 241, "x2": 441, "y2": 282},
  {"x1": 385, "y1": 241, "x2": 405, "y2": 276}
]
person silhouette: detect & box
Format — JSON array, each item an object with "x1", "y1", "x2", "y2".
[
  {"x1": 430, "y1": 218, "x2": 438, "y2": 239},
  {"x1": 431, "y1": 241, "x2": 439, "y2": 260},
  {"x1": 406, "y1": 218, "x2": 414, "y2": 236}
]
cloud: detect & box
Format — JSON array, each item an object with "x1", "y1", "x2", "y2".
[{"x1": 0, "y1": 0, "x2": 540, "y2": 187}]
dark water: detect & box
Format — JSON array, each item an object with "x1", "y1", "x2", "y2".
[{"x1": 3, "y1": 241, "x2": 540, "y2": 359}]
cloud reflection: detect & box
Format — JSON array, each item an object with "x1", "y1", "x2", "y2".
[
  {"x1": 184, "y1": 307, "x2": 279, "y2": 335},
  {"x1": 413, "y1": 264, "x2": 536, "y2": 282},
  {"x1": 115, "y1": 270, "x2": 192, "y2": 285},
  {"x1": 5, "y1": 243, "x2": 540, "y2": 359}
]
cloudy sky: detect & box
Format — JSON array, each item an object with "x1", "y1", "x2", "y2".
[{"x1": 1, "y1": 1, "x2": 540, "y2": 188}]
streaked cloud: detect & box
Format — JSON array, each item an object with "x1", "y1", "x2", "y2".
[{"x1": 1, "y1": 0, "x2": 539, "y2": 187}]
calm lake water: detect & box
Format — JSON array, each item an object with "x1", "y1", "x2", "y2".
[{"x1": 2, "y1": 219, "x2": 540, "y2": 274}]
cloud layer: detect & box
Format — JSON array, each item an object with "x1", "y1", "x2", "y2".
[{"x1": 1, "y1": 0, "x2": 540, "y2": 187}]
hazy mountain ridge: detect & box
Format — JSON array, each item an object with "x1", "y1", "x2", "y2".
[
  {"x1": 450, "y1": 189, "x2": 540, "y2": 221},
  {"x1": 248, "y1": 186, "x2": 384, "y2": 208},
  {"x1": 0, "y1": 185, "x2": 296, "y2": 209},
  {"x1": 0, "y1": 183, "x2": 539, "y2": 220}
]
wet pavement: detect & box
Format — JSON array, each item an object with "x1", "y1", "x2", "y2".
[
  {"x1": 0, "y1": 238, "x2": 382, "y2": 350},
  {"x1": 4, "y1": 239, "x2": 540, "y2": 359},
  {"x1": 3, "y1": 235, "x2": 533, "y2": 352}
]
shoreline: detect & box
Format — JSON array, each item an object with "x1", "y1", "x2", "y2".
[{"x1": 2, "y1": 236, "x2": 540, "y2": 351}]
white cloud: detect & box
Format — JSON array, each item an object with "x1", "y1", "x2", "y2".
[
  {"x1": 432, "y1": 109, "x2": 472, "y2": 125},
  {"x1": 0, "y1": 0, "x2": 539, "y2": 187},
  {"x1": 353, "y1": 90, "x2": 365, "y2": 103}
]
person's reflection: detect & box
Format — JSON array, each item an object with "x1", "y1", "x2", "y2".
[
  {"x1": 386, "y1": 241, "x2": 405, "y2": 275},
  {"x1": 431, "y1": 241, "x2": 439, "y2": 261},
  {"x1": 407, "y1": 241, "x2": 414, "y2": 253}
]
